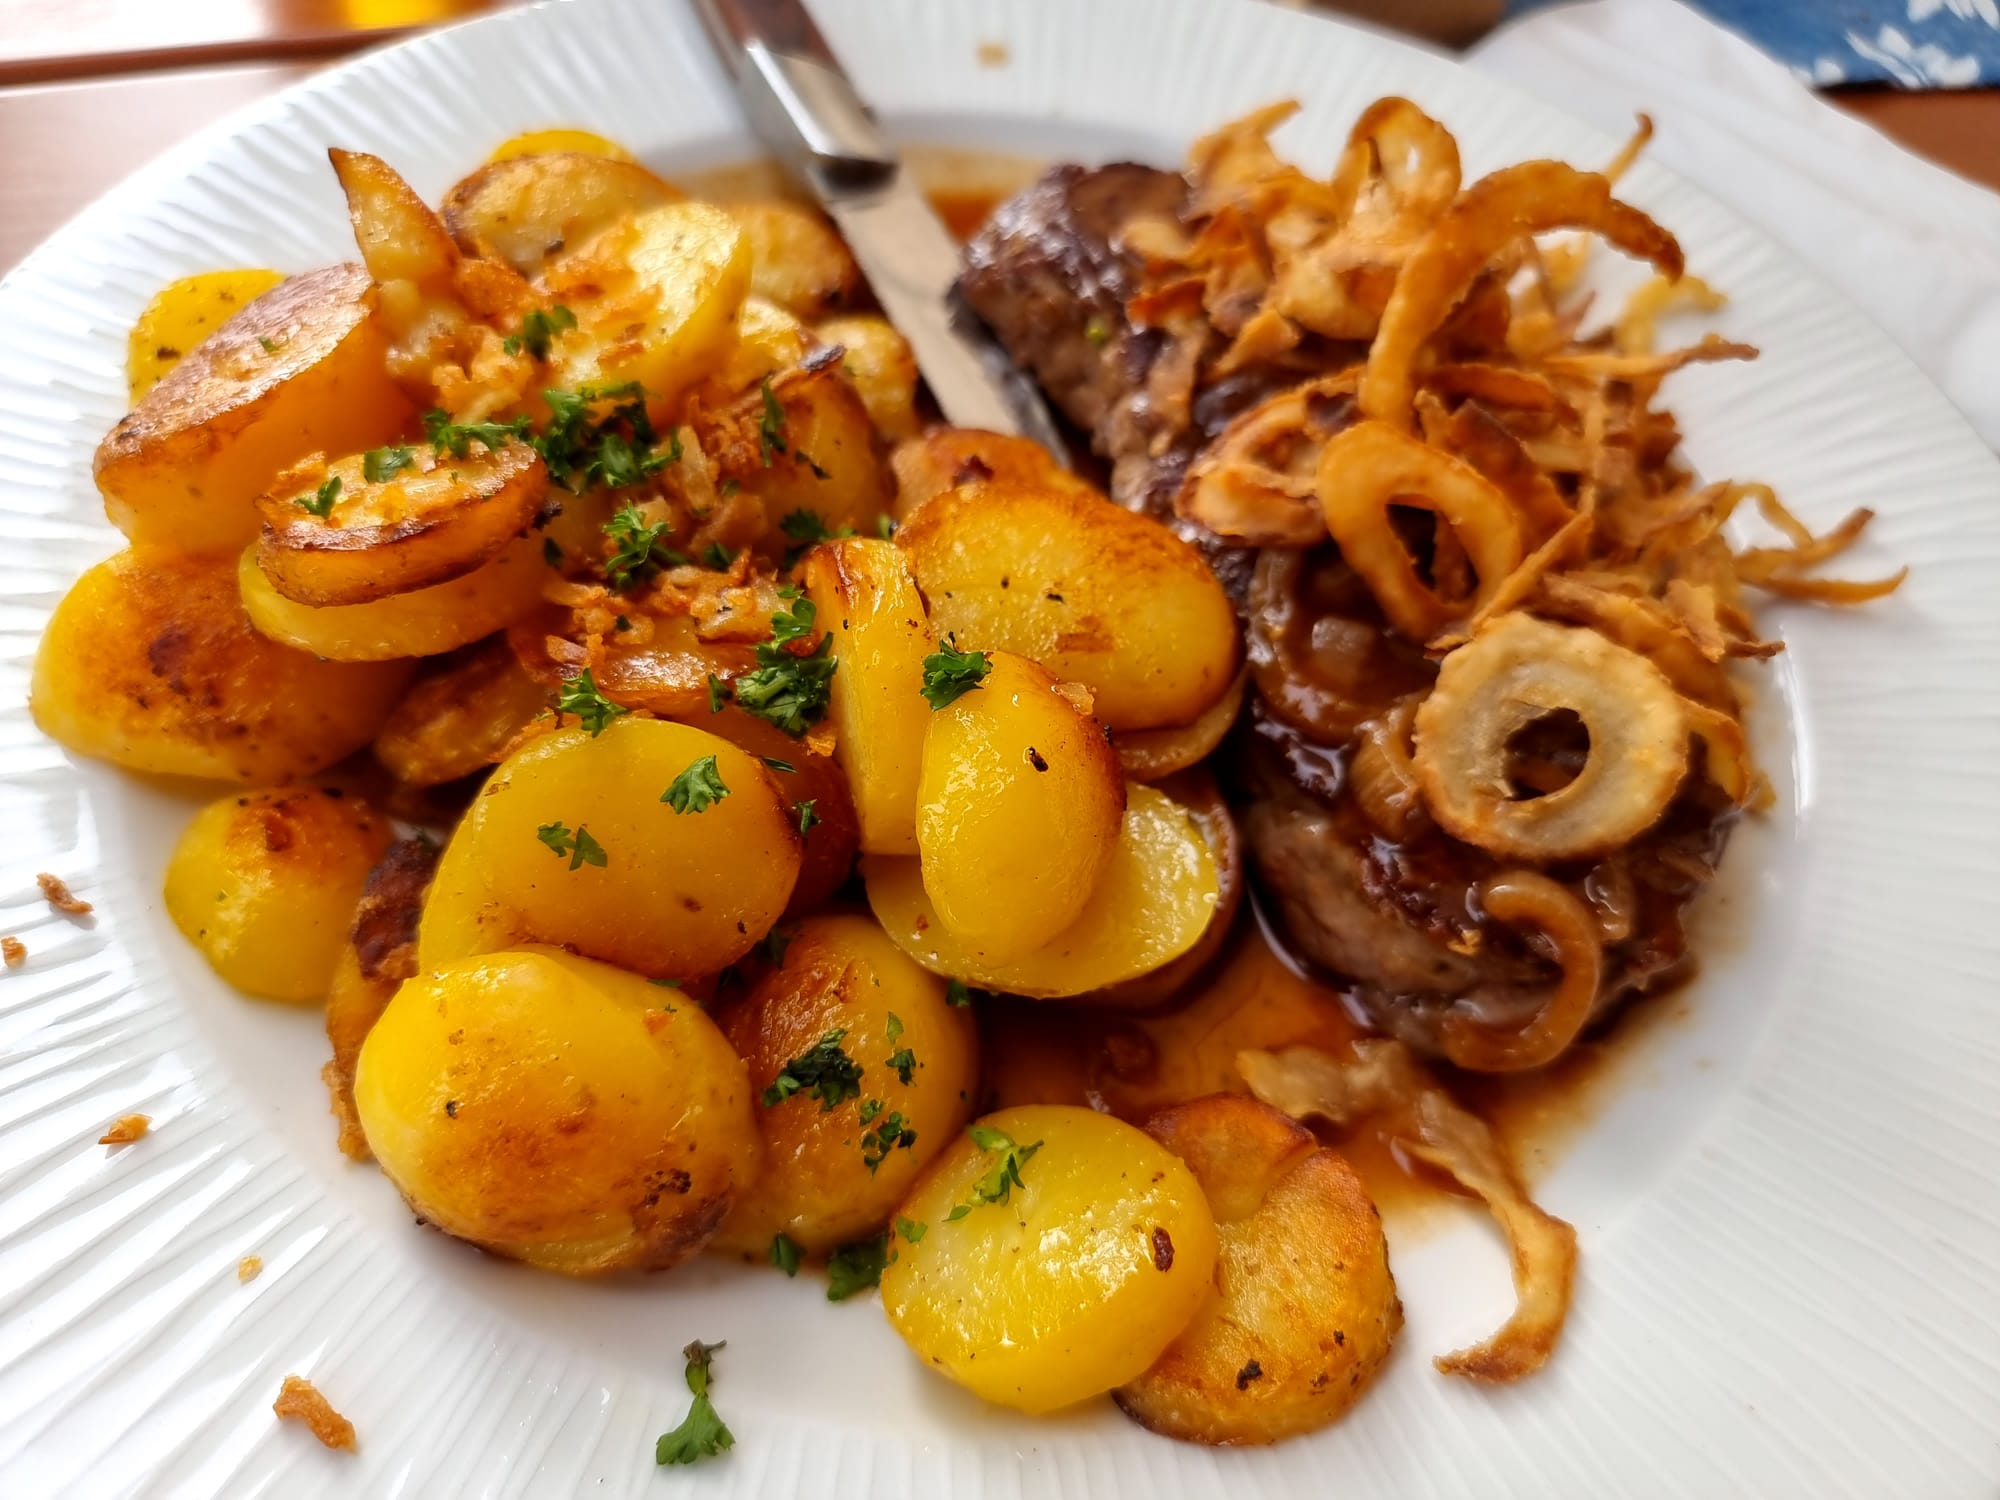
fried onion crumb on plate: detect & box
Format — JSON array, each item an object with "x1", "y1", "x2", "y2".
[
  {"x1": 1, "y1": 936, "x2": 24, "y2": 967},
  {"x1": 273, "y1": 1375, "x2": 356, "y2": 1452},
  {"x1": 36, "y1": 873, "x2": 92, "y2": 916},
  {"x1": 97, "y1": 1114, "x2": 150, "y2": 1146}
]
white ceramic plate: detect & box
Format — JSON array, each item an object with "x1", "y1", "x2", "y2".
[{"x1": 3, "y1": 0, "x2": 1997, "y2": 1494}]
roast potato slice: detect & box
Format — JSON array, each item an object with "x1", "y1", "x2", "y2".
[
  {"x1": 373, "y1": 638, "x2": 550, "y2": 789},
  {"x1": 94, "y1": 263, "x2": 414, "y2": 553},
  {"x1": 727, "y1": 200, "x2": 861, "y2": 319},
  {"x1": 31, "y1": 547, "x2": 410, "y2": 782},
  {"x1": 865, "y1": 782, "x2": 1220, "y2": 998},
  {"x1": 889, "y1": 427, "x2": 1097, "y2": 519},
  {"x1": 355, "y1": 945, "x2": 760, "y2": 1275},
  {"x1": 238, "y1": 532, "x2": 545, "y2": 661},
  {"x1": 711, "y1": 913, "x2": 978, "y2": 1255},
  {"x1": 708, "y1": 357, "x2": 890, "y2": 537},
  {"x1": 897, "y1": 482, "x2": 1240, "y2": 731},
  {"x1": 125, "y1": 268, "x2": 284, "y2": 402},
  {"x1": 816, "y1": 315, "x2": 919, "y2": 442},
  {"x1": 255, "y1": 439, "x2": 549, "y2": 606},
  {"x1": 442, "y1": 150, "x2": 681, "y2": 278},
  {"x1": 1115, "y1": 1093, "x2": 1401, "y2": 1445}
]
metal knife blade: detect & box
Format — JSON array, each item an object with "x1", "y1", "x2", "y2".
[{"x1": 691, "y1": 0, "x2": 1068, "y2": 461}]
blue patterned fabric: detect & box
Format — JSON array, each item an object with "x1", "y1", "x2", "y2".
[{"x1": 1506, "y1": 0, "x2": 2000, "y2": 86}]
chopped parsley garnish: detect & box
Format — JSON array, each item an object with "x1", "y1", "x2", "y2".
[
  {"x1": 885, "y1": 1015, "x2": 917, "y2": 1085},
  {"x1": 760, "y1": 1028, "x2": 862, "y2": 1111},
  {"x1": 654, "y1": 1340, "x2": 733, "y2": 1467},
  {"x1": 944, "y1": 979, "x2": 980, "y2": 1009},
  {"x1": 602, "y1": 503, "x2": 685, "y2": 589},
  {"x1": 298, "y1": 474, "x2": 341, "y2": 518},
  {"x1": 502, "y1": 304, "x2": 576, "y2": 360},
  {"x1": 542, "y1": 535, "x2": 564, "y2": 567},
  {"x1": 707, "y1": 674, "x2": 730, "y2": 714},
  {"x1": 662, "y1": 754, "x2": 729, "y2": 814},
  {"x1": 556, "y1": 667, "x2": 627, "y2": 735},
  {"x1": 534, "y1": 383, "x2": 676, "y2": 493},
  {"x1": 422, "y1": 408, "x2": 532, "y2": 458},
  {"x1": 920, "y1": 636, "x2": 991, "y2": 710},
  {"x1": 825, "y1": 1235, "x2": 889, "y2": 1301},
  {"x1": 778, "y1": 509, "x2": 854, "y2": 545},
  {"x1": 945, "y1": 1124, "x2": 1042, "y2": 1221},
  {"x1": 362, "y1": 445, "x2": 415, "y2": 483},
  {"x1": 650, "y1": 977, "x2": 683, "y2": 988},
  {"x1": 758, "y1": 927, "x2": 793, "y2": 966},
  {"x1": 793, "y1": 799, "x2": 820, "y2": 836},
  {"x1": 756, "y1": 376, "x2": 788, "y2": 466},
  {"x1": 760, "y1": 756, "x2": 795, "y2": 774},
  {"x1": 769, "y1": 1233, "x2": 802, "y2": 1277},
  {"x1": 702, "y1": 541, "x2": 736, "y2": 570},
  {"x1": 732, "y1": 588, "x2": 836, "y2": 738},
  {"x1": 895, "y1": 1216, "x2": 927, "y2": 1244},
  {"x1": 257, "y1": 335, "x2": 286, "y2": 354},
  {"x1": 1084, "y1": 316, "x2": 1114, "y2": 346},
  {"x1": 535, "y1": 821, "x2": 607, "y2": 870},
  {"x1": 875, "y1": 513, "x2": 896, "y2": 541},
  {"x1": 860, "y1": 1109, "x2": 916, "y2": 1174}
]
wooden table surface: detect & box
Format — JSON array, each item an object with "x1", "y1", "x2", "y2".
[{"x1": 0, "y1": 2, "x2": 1995, "y2": 275}]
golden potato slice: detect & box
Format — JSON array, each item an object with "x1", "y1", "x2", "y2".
[
  {"x1": 800, "y1": 538, "x2": 935, "y2": 855},
  {"x1": 711, "y1": 913, "x2": 978, "y2": 1255},
  {"x1": 442, "y1": 151, "x2": 680, "y2": 278},
  {"x1": 1114, "y1": 668, "x2": 1248, "y2": 782},
  {"x1": 255, "y1": 438, "x2": 549, "y2": 607},
  {"x1": 126, "y1": 268, "x2": 285, "y2": 402},
  {"x1": 713, "y1": 296, "x2": 814, "y2": 395},
  {"x1": 888, "y1": 427, "x2": 1098, "y2": 519},
  {"x1": 163, "y1": 787, "x2": 393, "y2": 1003},
  {"x1": 674, "y1": 704, "x2": 859, "y2": 919},
  {"x1": 333, "y1": 148, "x2": 459, "y2": 289},
  {"x1": 817, "y1": 315, "x2": 919, "y2": 443},
  {"x1": 881, "y1": 1104, "x2": 1219, "y2": 1413},
  {"x1": 917, "y1": 651, "x2": 1125, "y2": 961},
  {"x1": 31, "y1": 547, "x2": 411, "y2": 782},
  {"x1": 374, "y1": 638, "x2": 551, "y2": 789},
  {"x1": 238, "y1": 531, "x2": 545, "y2": 661},
  {"x1": 1115, "y1": 1094, "x2": 1400, "y2": 1445},
  {"x1": 727, "y1": 200, "x2": 861, "y2": 319},
  {"x1": 898, "y1": 483, "x2": 1239, "y2": 730},
  {"x1": 546, "y1": 202, "x2": 750, "y2": 412},
  {"x1": 95, "y1": 263, "x2": 414, "y2": 553},
  {"x1": 417, "y1": 717, "x2": 800, "y2": 978},
  {"x1": 355, "y1": 946, "x2": 760, "y2": 1275},
  {"x1": 865, "y1": 782, "x2": 1220, "y2": 998},
  {"x1": 324, "y1": 835, "x2": 437, "y2": 1161},
  {"x1": 709, "y1": 358, "x2": 890, "y2": 537},
  {"x1": 487, "y1": 128, "x2": 637, "y2": 163}
]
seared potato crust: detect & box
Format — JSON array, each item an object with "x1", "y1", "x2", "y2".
[
  {"x1": 881, "y1": 1104, "x2": 1220, "y2": 1413},
  {"x1": 713, "y1": 913, "x2": 978, "y2": 1254},
  {"x1": 866, "y1": 783, "x2": 1220, "y2": 998},
  {"x1": 1115, "y1": 1094, "x2": 1401, "y2": 1445},
  {"x1": 95, "y1": 264, "x2": 413, "y2": 553},
  {"x1": 355, "y1": 946, "x2": 760, "y2": 1274},
  {"x1": 373, "y1": 638, "x2": 551, "y2": 789},
  {"x1": 889, "y1": 427, "x2": 1098, "y2": 519},
  {"x1": 164, "y1": 787, "x2": 393, "y2": 1003},
  {"x1": 126, "y1": 269, "x2": 285, "y2": 402},
  {"x1": 916, "y1": 651, "x2": 1125, "y2": 961},
  {"x1": 712, "y1": 359, "x2": 889, "y2": 538},
  {"x1": 417, "y1": 717, "x2": 800, "y2": 977},
  {"x1": 727, "y1": 200, "x2": 862, "y2": 320},
  {"x1": 897, "y1": 482, "x2": 1239, "y2": 730},
  {"x1": 442, "y1": 151, "x2": 680, "y2": 277},
  {"x1": 801, "y1": 538, "x2": 935, "y2": 856},
  {"x1": 31, "y1": 547, "x2": 411, "y2": 782}
]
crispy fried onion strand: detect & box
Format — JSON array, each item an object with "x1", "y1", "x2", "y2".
[
  {"x1": 1177, "y1": 370, "x2": 1362, "y2": 544},
  {"x1": 1237, "y1": 1041, "x2": 1578, "y2": 1381},
  {"x1": 1360, "y1": 161, "x2": 1685, "y2": 428},
  {"x1": 1442, "y1": 872, "x2": 1603, "y2": 1071},
  {"x1": 1413, "y1": 613, "x2": 1691, "y2": 860},
  {"x1": 1317, "y1": 420, "x2": 1524, "y2": 640}
]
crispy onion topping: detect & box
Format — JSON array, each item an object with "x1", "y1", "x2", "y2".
[
  {"x1": 1413, "y1": 612, "x2": 1690, "y2": 861},
  {"x1": 1442, "y1": 872, "x2": 1604, "y2": 1072}
]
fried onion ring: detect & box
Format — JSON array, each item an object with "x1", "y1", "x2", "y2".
[
  {"x1": 1360, "y1": 161, "x2": 1684, "y2": 428},
  {"x1": 1442, "y1": 872, "x2": 1603, "y2": 1072},
  {"x1": 1413, "y1": 612, "x2": 1689, "y2": 861},
  {"x1": 1177, "y1": 370, "x2": 1361, "y2": 545},
  {"x1": 1347, "y1": 695, "x2": 1428, "y2": 840},
  {"x1": 1317, "y1": 420, "x2": 1524, "y2": 640}
]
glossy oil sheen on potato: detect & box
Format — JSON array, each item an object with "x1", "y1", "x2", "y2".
[
  {"x1": 896, "y1": 482, "x2": 1239, "y2": 730},
  {"x1": 354, "y1": 946, "x2": 759, "y2": 1275},
  {"x1": 1116, "y1": 1094, "x2": 1400, "y2": 1445},
  {"x1": 916, "y1": 651, "x2": 1124, "y2": 960},
  {"x1": 880, "y1": 1104, "x2": 1219, "y2": 1413},
  {"x1": 801, "y1": 538, "x2": 935, "y2": 855},
  {"x1": 95, "y1": 263, "x2": 414, "y2": 553},
  {"x1": 163, "y1": 787, "x2": 393, "y2": 1003},
  {"x1": 866, "y1": 783, "x2": 1220, "y2": 998},
  {"x1": 712, "y1": 913, "x2": 977, "y2": 1254},
  {"x1": 417, "y1": 717, "x2": 800, "y2": 978},
  {"x1": 31, "y1": 547, "x2": 411, "y2": 782}
]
